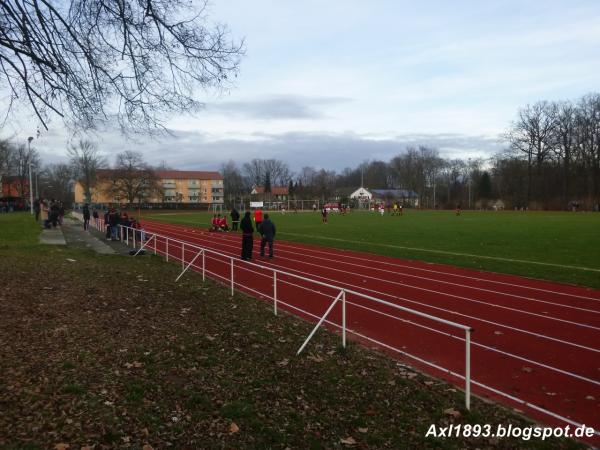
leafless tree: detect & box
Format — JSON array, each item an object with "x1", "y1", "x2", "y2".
[
  {"x1": 68, "y1": 139, "x2": 107, "y2": 203},
  {"x1": 10, "y1": 142, "x2": 39, "y2": 197},
  {"x1": 106, "y1": 150, "x2": 162, "y2": 204},
  {"x1": 506, "y1": 101, "x2": 557, "y2": 204},
  {"x1": 576, "y1": 94, "x2": 600, "y2": 205},
  {"x1": 0, "y1": 137, "x2": 14, "y2": 176},
  {"x1": 243, "y1": 158, "x2": 291, "y2": 187},
  {"x1": 0, "y1": 0, "x2": 244, "y2": 132},
  {"x1": 553, "y1": 101, "x2": 577, "y2": 204},
  {"x1": 40, "y1": 163, "x2": 73, "y2": 202},
  {"x1": 221, "y1": 160, "x2": 247, "y2": 206}
]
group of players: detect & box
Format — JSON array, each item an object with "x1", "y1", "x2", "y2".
[{"x1": 210, "y1": 200, "x2": 410, "y2": 232}]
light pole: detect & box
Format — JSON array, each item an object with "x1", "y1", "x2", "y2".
[{"x1": 27, "y1": 136, "x2": 34, "y2": 214}]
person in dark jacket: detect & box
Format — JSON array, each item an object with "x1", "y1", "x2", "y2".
[
  {"x1": 230, "y1": 208, "x2": 240, "y2": 231},
  {"x1": 240, "y1": 211, "x2": 254, "y2": 261},
  {"x1": 109, "y1": 208, "x2": 120, "y2": 240},
  {"x1": 82, "y1": 203, "x2": 91, "y2": 230},
  {"x1": 258, "y1": 214, "x2": 276, "y2": 258},
  {"x1": 33, "y1": 199, "x2": 41, "y2": 222}
]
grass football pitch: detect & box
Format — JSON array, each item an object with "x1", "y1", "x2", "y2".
[{"x1": 141, "y1": 209, "x2": 600, "y2": 289}]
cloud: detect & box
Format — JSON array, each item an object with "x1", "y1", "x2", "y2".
[
  {"x1": 205, "y1": 95, "x2": 353, "y2": 120},
  {"x1": 29, "y1": 128, "x2": 506, "y2": 173}
]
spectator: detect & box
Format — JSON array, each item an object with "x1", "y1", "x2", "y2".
[
  {"x1": 49, "y1": 200, "x2": 59, "y2": 227},
  {"x1": 230, "y1": 208, "x2": 240, "y2": 231},
  {"x1": 82, "y1": 203, "x2": 91, "y2": 230},
  {"x1": 240, "y1": 211, "x2": 254, "y2": 261},
  {"x1": 58, "y1": 202, "x2": 65, "y2": 225},
  {"x1": 209, "y1": 214, "x2": 219, "y2": 232},
  {"x1": 258, "y1": 214, "x2": 276, "y2": 259},
  {"x1": 254, "y1": 208, "x2": 263, "y2": 230},
  {"x1": 109, "y1": 208, "x2": 120, "y2": 240},
  {"x1": 218, "y1": 215, "x2": 229, "y2": 231},
  {"x1": 33, "y1": 199, "x2": 41, "y2": 222}
]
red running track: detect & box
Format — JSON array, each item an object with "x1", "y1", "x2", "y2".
[{"x1": 131, "y1": 219, "x2": 600, "y2": 443}]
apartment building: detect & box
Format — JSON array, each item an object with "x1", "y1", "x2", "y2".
[{"x1": 74, "y1": 169, "x2": 224, "y2": 206}]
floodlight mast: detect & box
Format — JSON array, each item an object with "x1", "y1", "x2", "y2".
[{"x1": 27, "y1": 136, "x2": 34, "y2": 214}]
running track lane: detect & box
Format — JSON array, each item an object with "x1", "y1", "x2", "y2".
[{"x1": 136, "y1": 219, "x2": 600, "y2": 444}]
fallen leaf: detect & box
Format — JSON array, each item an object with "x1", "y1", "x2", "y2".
[
  {"x1": 521, "y1": 366, "x2": 533, "y2": 373},
  {"x1": 494, "y1": 330, "x2": 503, "y2": 335},
  {"x1": 443, "y1": 408, "x2": 461, "y2": 418},
  {"x1": 585, "y1": 395, "x2": 595, "y2": 400},
  {"x1": 277, "y1": 359, "x2": 289, "y2": 367},
  {"x1": 358, "y1": 427, "x2": 368, "y2": 433},
  {"x1": 424, "y1": 381, "x2": 434, "y2": 386},
  {"x1": 142, "y1": 445, "x2": 154, "y2": 450},
  {"x1": 230, "y1": 422, "x2": 240, "y2": 433},
  {"x1": 54, "y1": 444, "x2": 70, "y2": 450},
  {"x1": 340, "y1": 436, "x2": 357, "y2": 446}
]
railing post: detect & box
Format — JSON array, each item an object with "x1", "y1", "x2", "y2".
[
  {"x1": 120, "y1": 226, "x2": 124, "y2": 242},
  {"x1": 133, "y1": 228, "x2": 136, "y2": 248},
  {"x1": 342, "y1": 289, "x2": 346, "y2": 348},
  {"x1": 202, "y1": 250, "x2": 205, "y2": 282},
  {"x1": 182, "y1": 242, "x2": 185, "y2": 269},
  {"x1": 230, "y1": 257, "x2": 234, "y2": 297},
  {"x1": 126, "y1": 227, "x2": 129, "y2": 246},
  {"x1": 273, "y1": 271, "x2": 278, "y2": 316},
  {"x1": 465, "y1": 328, "x2": 471, "y2": 410},
  {"x1": 166, "y1": 239, "x2": 169, "y2": 262}
]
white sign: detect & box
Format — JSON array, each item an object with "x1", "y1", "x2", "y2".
[{"x1": 250, "y1": 201, "x2": 264, "y2": 208}]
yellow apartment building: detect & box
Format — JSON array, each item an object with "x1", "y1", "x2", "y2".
[{"x1": 74, "y1": 169, "x2": 224, "y2": 206}]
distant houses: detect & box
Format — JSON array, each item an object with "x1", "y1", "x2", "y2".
[{"x1": 250, "y1": 186, "x2": 289, "y2": 202}]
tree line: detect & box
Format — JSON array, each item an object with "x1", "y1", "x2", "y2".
[
  {"x1": 505, "y1": 93, "x2": 600, "y2": 209},
  {"x1": 221, "y1": 153, "x2": 492, "y2": 209}
]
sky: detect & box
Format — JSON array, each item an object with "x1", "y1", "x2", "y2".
[{"x1": 2, "y1": 0, "x2": 600, "y2": 172}]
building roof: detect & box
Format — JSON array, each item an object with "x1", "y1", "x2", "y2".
[
  {"x1": 0, "y1": 175, "x2": 28, "y2": 184},
  {"x1": 94, "y1": 169, "x2": 223, "y2": 180},
  {"x1": 156, "y1": 170, "x2": 223, "y2": 180},
  {"x1": 252, "y1": 186, "x2": 289, "y2": 195}
]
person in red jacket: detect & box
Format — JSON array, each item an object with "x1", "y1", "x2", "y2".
[
  {"x1": 254, "y1": 208, "x2": 263, "y2": 230},
  {"x1": 218, "y1": 215, "x2": 229, "y2": 231}
]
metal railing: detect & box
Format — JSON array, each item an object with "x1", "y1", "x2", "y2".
[{"x1": 73, "y1": 212, "x2": 473, "y2": 410}]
